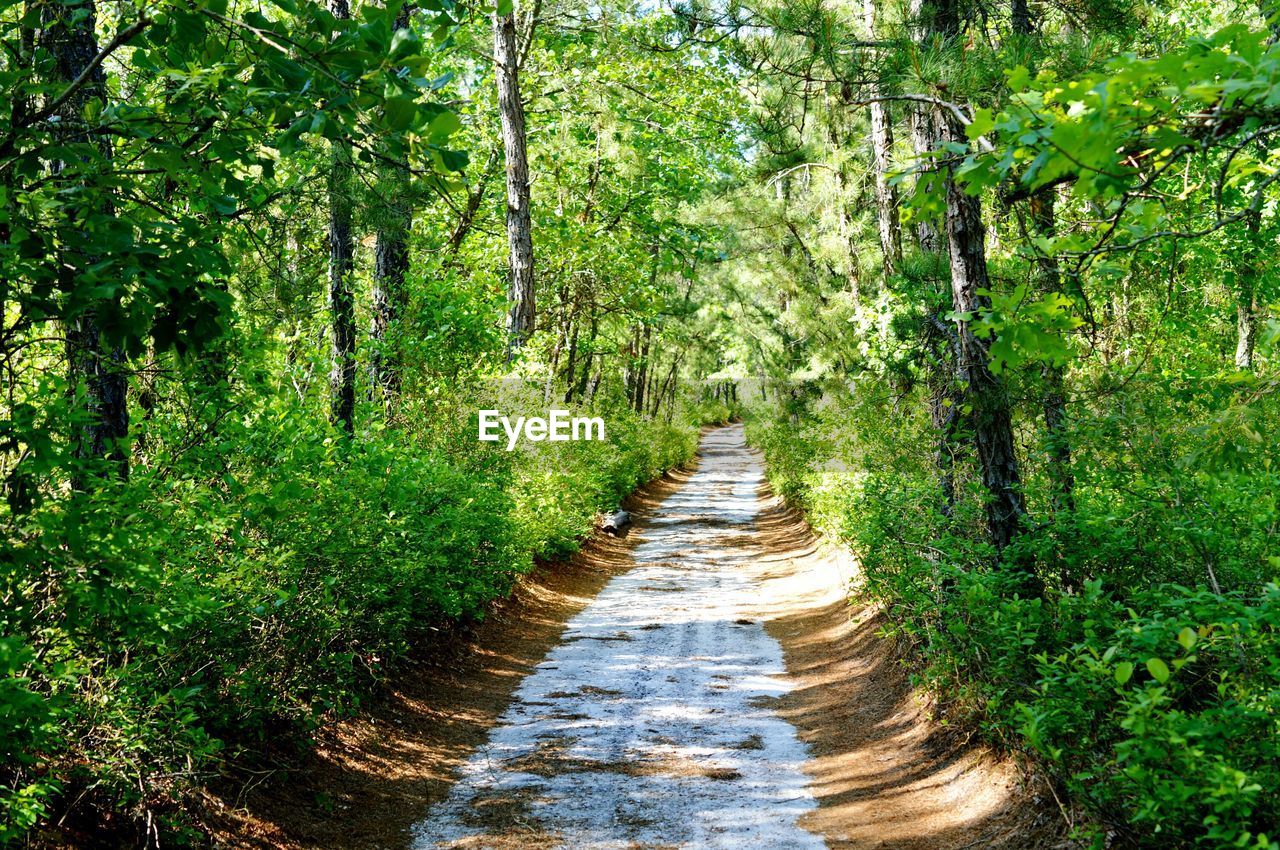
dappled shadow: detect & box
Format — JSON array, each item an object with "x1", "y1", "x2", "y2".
[
  {"x1": 206, "y1": 460, "x2": 701, "y2": 850},
  {"x1": 748, "y1": 494, "x2": 1071, "y2": 850},
  {"x1": 209, "y1": 428, "x2": 1071, "y2": 850}
]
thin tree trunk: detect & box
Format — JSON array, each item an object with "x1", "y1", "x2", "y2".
[
  {"x1": 825, "y1": 100, "x2": 862, "y2": 300},
  {"x1": 1028, "y1": 191, "x2": 1075, "y2": 514},
  {"x1": 907, "y1": 0, "x2": 958, "y2": 516},
  {"x1": 634, "y1": 324, "x2": 651, "y2": 414},
  {"x1": 327, "y1": 0, "x2": 357, "y2": 433},
  {"x1": 494, "y1": 6, "x2": 535, "y2": 359},
  {"x1": 907, "y1": 0, "x2": 948, "y2": 255},
  {"x1": 572, "y1": 310, "x2": 598, "y2": 402},
  {"x1": 925, "y1": 319, "x2": 961, "y2": 517},
  {"x1": 447, "y1": 148, "x2": 501, "y2": 256},
  {"x1": 942, "y1": 114, "x2": 1032, "y2": 564},
  {"x1": 1235, "y1": 213, "x2": 1261, "y2": 370},
  {"x1": 1014, "y1": 0, "x2": 1073, "y2": 517},
  {"x1": 562, "y1": 292, "x2": 581, "y2": 400},
  {"x1": 369, "y1": 6, "x2": 412, "y2": 409},
  {"x1": 43, "y1": 0, "x2": 129, "y2": 485},
  {"x1": 585, "y1": 364, "x2": 602, "y2": 403},
  {"x1": 863, "y1": 0, "x2": 902, "y2": 276}
]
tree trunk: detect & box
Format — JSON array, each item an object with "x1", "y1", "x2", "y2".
[
  {"x1": 447, "y1": 148, "x2": 501, "y2": 256},
  {"x1": 1028, "y1": 191, "x2": 1075, "y2": 514},
  {"x1": 1011, "y1": 0, "x2": 1032, "y2": 37},
  {"x1": 907, "y1": 0, "x2": 951, "y2": 253},
  {"x1": 370, "y1": 232, "x2": 408, "y2": 403},
  {"x1": 572, "y1": 310, "x2": 598, "y2": 402},
  {"x1": 633, "y1": 323, "x2": 651, "y2": 414},
  {"x1": 327, "y1": 0, "x2": 357, "y2": 433},
  {"x1": 43, "y1": 0, "x2": 130, "y2": 485},
  {"x1": 369, "y1": 6, "x2": 412, "y2": 409},
  {"x1": 863, "y1": 0, "x2": 902, "y2": 276},
  {"x1": 942, "y1": 115, "x2": 1031, "y2": 561},
  {"x1": 494, "y1": 7, "x2": 535, "y2": 359},
  {"x1": 562, "y1": 293, "x2": 582, "y2": 400},
  {"x1": 906, "y1": 0, "x2": 959, "y2": 517},
  {"x1": 925, "y1": 320, "x2": 961, "y2": 517},
  {"x1": 825, "y1": 99, "x2": 862, "y2": 300},
  {"x1": 1014, "y1": 0, "x2": 1073, "y2": 517},
  {"x1": 1235, "y1": 214, "x2": 1261, "y2": 370}
]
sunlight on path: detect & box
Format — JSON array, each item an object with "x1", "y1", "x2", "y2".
[{"x1": 411, "y1": 425, "x2": 826, "y2": 849}]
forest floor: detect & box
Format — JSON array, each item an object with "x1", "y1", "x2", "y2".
[{"x1": 210, "y1": 425, "x2": 1067, "y2": 850}]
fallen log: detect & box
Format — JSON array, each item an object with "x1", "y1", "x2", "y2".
[{"x1": 602, "y1": 510, "x2": 631, "y2": 534}]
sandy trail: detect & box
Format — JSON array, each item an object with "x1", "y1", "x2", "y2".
[
  {"x1": 219, "y1": 425, "x2": 1060, "y2": 850},
  {"x1": 412, "y1": 425, "x2": 824, "y2": 849}
]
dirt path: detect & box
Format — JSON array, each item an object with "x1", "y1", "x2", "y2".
[
  {"x1": 411, "y1": 425, "x2": 823, "y2": 849},
  {"x1": 217, "y1": 425, "x2": 1061, "y2": 850}
]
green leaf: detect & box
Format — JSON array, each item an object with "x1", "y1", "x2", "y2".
[
  {"x1": 966, "y1": 108, "x2": 994, "y2": 140},
  {"x1": 384, "y1": 96, "x2": 417, "y2": 131},
  {"x1": 427, "y1": 109, "x2": 462, "y2": 140},
  {"x1": 1146, "y1": 657, "x2": 1170, "y2": 683},
  {"x1": 389, "y1": 27, "x2": 421, "y2": 61},
  {"x1": 1114, "y1": 661, "x2": 1134, "y2": 685},
  {"x1": 1177, "y1": 627, "x2": 1196, "y2": 650}
]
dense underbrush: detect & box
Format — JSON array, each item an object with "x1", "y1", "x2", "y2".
[
  {"x1": 747, "y1": 387, "x2": 1280, "y2": 849},
  {"x1": 1, "y1": 386, "x2": 699, "y2": 845}
]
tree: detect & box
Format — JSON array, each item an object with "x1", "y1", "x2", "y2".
[
  {"x1": 41, "y1": 0, "x2": 130, "y2": 485},
  {"x1": 494, "y1": 1, "x2": 535, "y2": 359},
  {"x1": 862, "y1": 0, "x2": 901, "y2": 277},
  {"x1": 370, "y1": 5, "x2": 414, "y2": 408},
  {"x1": 327, "y1": 0, "x2": 358, "y2": 433}
]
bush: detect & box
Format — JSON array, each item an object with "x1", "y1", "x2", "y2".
[
  {"x1": 0, "y1": 390, "x2": 697, "y2": 844},
  {"x1": 746, "y1": 392, "x2": 1280, "y2": 849}
]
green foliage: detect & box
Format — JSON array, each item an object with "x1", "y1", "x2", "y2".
[
  {"x1": 0, "y1": 382, "x2": 696, "y2": 842},
  {"x1": 748, "y1": 378, "x2": 1280, "y2": 847}
]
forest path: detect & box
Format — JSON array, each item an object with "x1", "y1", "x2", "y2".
[
  {"x1": 409, "y1": 425, "x2": 1058, "y2": 850},
  {"x1": 411, "y1": 425, "x2": 823, "y2": 848}
]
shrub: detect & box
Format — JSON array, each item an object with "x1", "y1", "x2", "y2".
[{"x1": 1, "y1": 391, "x2": 697, "y2": 844}]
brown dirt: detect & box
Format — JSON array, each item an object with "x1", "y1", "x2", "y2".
[
  {"x1": 207, "y1": 433, "x2": 1069, "y2": 850},
  {"x1": 204, "y1": 463, "x2": 697, "y2": 850},
  {"x1": 744, "y1": 490, "x2": 1072, "y2": 850}
]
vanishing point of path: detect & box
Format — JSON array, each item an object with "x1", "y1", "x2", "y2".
[{"x1": 408, "y1": 426, "x2": 1062, "y2": 850}]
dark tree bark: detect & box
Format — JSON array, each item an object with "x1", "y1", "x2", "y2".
[
  {"x1": 327, "y1": 0, "x2": 357, "y2": 433},
  {"x1": 494, "y1": 6, "x2": 535, "y2": 359},
  {"x1": 633, "y1": 323, "x2": 651, "y2": 414},
  {"x1": 370, "y1": 232, "x2": 409, "y2": 402},
  {"x1": 1011, "y1": 0, "x2": 1032, "y2": 38},
  {"x1": 369, "y1": 6, "x2": 413, "y2": 409},
  {"x1": 42, "y1": 0, "x2": 130, "y2": 485},
  {"x1": 447, "y1": 148, "x2": 501, "y2": 256},
  {"x1": 942, "y1": 115, "x2": 1032, "y2": 561},
  {"x1": 571, "y1": 310, "x2": 598, "y2": 402},
  {"x1": 925, "y1": 318, "x2": 961, "y2": 517}
]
